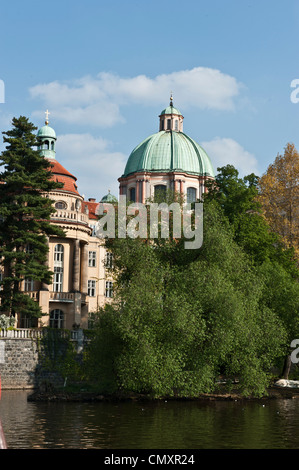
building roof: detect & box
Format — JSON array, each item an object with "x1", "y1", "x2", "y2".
[
  {"x1": 160, "y1": 105, "x2": 182, "y2": 116},
  {"x1": 122, "y1": 130, "x2": 215, "y2": 178},
  {"x1": 49, "y1": 160, "x2": 77, "y2": 180},
  {"x1": 101, "y1": 191, "x2": 118, "y2": 203},
  {"x1": 83, "y1": 200, "x2": 99, "y2": 219},
  {"x1": 48, "y1": 159, "x2": 79, "y2": 195},
  {"x1": 37, "y1": 124, "x2": 57, "y2": 139}
]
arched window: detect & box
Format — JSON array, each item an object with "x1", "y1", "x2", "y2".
[
  {"x1": 44, "y1": 140, "x2": 49, "y2": 150},
  {"x1": 54, "y1": 244, "x2": 64, "y2": 262},
  {"x1": 50, "y1": 309, "x2": 64, "y2": 329},
  {"x1": 129, "y1": 187, "x2": 136, "y2": 202},
  {"x1": 187, "y1": 187, "x2": 197, "y2": 203},
  {"x1": 51, "y1": 141, "x2": 55, "y2": 151}
]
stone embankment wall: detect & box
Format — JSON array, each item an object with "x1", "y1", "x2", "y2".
[
  {"x1": 0, "y1": 336, "x2": 40, "y2": 389},
  {"x1": 0, "y1": 329, "x2": 83, "y2": 390}
]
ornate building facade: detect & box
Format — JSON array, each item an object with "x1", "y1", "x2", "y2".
[
  {"x1": 18, "y1": 119, "x2": 114, "y2": 329},
  {"x1": 3, "y1": 98, "x2": 214, "y2": 329},
  {"x1": 118, "y1": 96, "x2": 214, "y2": 203}
]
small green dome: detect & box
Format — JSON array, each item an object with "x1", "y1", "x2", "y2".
[
  {"x1": 101, "y1": 191, "x2": 118, "y2": 203},
  {"x1": 37, "y1": 124, "x2": 57, "y2": 139},
  {"x1": 160, "y1": 105, "x2": 182, "y2": 116},
  {"x1": 122, "y1": 131, "x2": 215, "y2": 178}
]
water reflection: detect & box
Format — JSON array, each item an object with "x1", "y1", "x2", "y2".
[{"x1": 0, "y1": 391, "x2": 299, "y2": 449}]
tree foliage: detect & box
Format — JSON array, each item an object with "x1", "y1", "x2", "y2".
[
  {"x1": 204, "y1": 164, "x2": 297, "y2": 273},
  {"x1": 86, "y1": 201, "x2": 287, "y2": 398},
  {"x1": 258, "y1": 143, "x2": 299, "y2": 259}
]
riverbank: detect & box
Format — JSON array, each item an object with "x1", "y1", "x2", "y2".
[{"x1": 27, "y1": 385, "x2": 299, "y2": 403}]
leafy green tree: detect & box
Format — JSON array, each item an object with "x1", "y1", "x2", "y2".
[
  {"x1": 87, "y1": 202, "x2": 286, "y2": 397},
  {"x1": 205, "y1": 164, "x2": 299, "y2": 379},
  {"x1": 0, "y1": 116, "x2": 64, "y2": 321},
  {"x1": 257, "y1": 261, "x2": 299, "y2": 379},
  {"x1": 204, "y1": 164, "x2": 297, "y2": 273}
]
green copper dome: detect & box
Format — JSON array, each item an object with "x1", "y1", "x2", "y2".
[
  {"x1": 122, "y1": 131, "x2": 215, "y2": 178},
  {"x1": 37, "y1": 124, "x2": 57, "y2": 139},
  {"x1": 37, "y1": 122, "x2": 57, "y2": 159},
  {"x1": 101, "y1": 191, "x2": 118, "y2": 203},
  {"x1": 160, "y1": 105, "x2": 182, "y2": 116}
]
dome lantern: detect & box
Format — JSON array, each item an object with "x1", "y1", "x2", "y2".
[
  {"x1": 37, "y1": 110, "x2": 57, "y2": 159},
  {"x1": 159, "y1": 94, "x2": 184, "y2": 132},
  {"x1": 118, "y1": 99, "x2": 215, "y2": 204}
]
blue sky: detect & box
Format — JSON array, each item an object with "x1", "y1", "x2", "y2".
[{"x1": 1, "y1": 0, "x2": 299, "y2": 199}]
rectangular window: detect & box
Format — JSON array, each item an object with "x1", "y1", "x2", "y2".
[
  {"x1": 88, "y1": 280, "x2": 96, "y2": 297},
  {"x1": 53, "y1": 267, "x2": 63, "y2": 292},
  {"x1": 105, "y1": 281, "x2": 113, "y2": 298},
  {"x1": 187, "y1": 187, "x2": 197, "y2": 203},
  {"x1": 24, "y1": 278, "x2": 34, "y2": 291},
  {"x1": 25, "y1": 244, "x2": 34, "y2": 254},
  {"x1": 89, "y1": 224, "x2": 96, "y2": 237},
  {"x1": 88, "y1": 251, "x2": 96, "y2": 267},
  {"x1": 167, "y1": 119, "x2": 171, "y2": 130},
  {"x1": 105, "y1": 252, "x2": 113, "y2": 269}
]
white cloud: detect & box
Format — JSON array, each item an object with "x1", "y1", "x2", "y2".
[
  {"x1": 201, "y1": 137, "x2": 260, "y2": 176},
  {"x1": 29, "y1": 67, "x2": 243, "y2": 128},
  {"x1": 56, "y1": 133, "x2": 127, "y2": 200}
]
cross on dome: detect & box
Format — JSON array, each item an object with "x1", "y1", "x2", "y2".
[{"x1": 45, "y1": 109, "x2": 50, "y2": 125}]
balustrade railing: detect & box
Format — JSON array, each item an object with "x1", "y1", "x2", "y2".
[
  {"x1": 0, "y1": 328, "x2": 89, "y2": 341},
  {"x1": 52, "y1": 210, "x2": 89, "y2": 224},
  {"x1": 0, "y1": 328, "x2": 44, "y2": 339},
  {"x1": 49, "y1": 292, "x2": 74, "y2": 302}
]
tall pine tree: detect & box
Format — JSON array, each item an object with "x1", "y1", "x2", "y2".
[{"x1": 0, "y1": 116, "x2": 64, "y2": 321}]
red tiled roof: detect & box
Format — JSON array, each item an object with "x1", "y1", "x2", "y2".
[
  {"x1": 49, "y1": 159, "x2": 79, "y2": 195},
  {"x1": 49, "y1": 160, "x2": 77, "y2": 180},
  {"x1": 83, "y1": 200, "x2": 100, "y2": 219},
  {"x1": 53, "y1": 174, "x2": 80, "y2": 195}
]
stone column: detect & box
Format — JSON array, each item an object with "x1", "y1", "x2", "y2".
[
  {"x1": 41, "y1": 236, "x2": 49, "y2": 291},
  {"x1": 142, "y1": 179, "x2": 146, "y2": 204},
  {"x1": 81, "y1": 243, "x2": 88, "y2": 294},
  {"x1": 136, "y1": 180, "x2": 140, "y2": 203},
  {"x1": 72, "y1": 239, "x2": 80, "y2": 292},
  {"x1": 180, "y1": 179, "x2": 184, "y2": 196}
]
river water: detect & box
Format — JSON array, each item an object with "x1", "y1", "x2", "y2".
[{"x1": 0, "y1": 390, "x2": 299, "y2": 449}]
